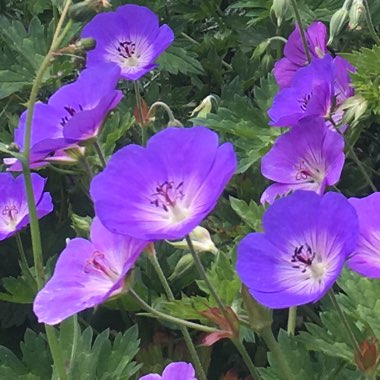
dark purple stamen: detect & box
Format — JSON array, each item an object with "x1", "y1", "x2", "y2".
[
  {"x1": 117, "y1": 40, "x2": 136, "y2": 59},
  {"x1": 291, "y1": 244, "x2": 316, "y2": 273},
  {"x1": 294, "y1": 161, "x2": 310, "y2": 181},
  {"x1": 60, "y1": 105, "x2": 83, "y2": 126},
  {"x1": 150, "y1": 181, "x2": 185, "y2": 212},
  {"x1": 2, "y1": 205, "x2": 19, "y2": 220}
]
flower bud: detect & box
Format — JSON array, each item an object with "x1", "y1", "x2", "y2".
[
  {"x1": 241, "y1": 285, "x2": 272, "y2": 333},
  {"x1": 355, "y1": 336, "x2": 379, "y2": 377},
  {"x1": 270, "y1": 0, "x2": 290, "y2": 27},
  {"x1": 348, "y1": 0, "x2": 365, "y2": 30},
  {"x1": 328, "y1": 3, "x2": 350, "y2": 45},
  {"x1": 167, "y1": 226, "x2": 218, "y2": 254},
  {"x1": 71, "y1": 214, "x2": 91, "y2": 238},
  {"x1": 68, "y1": 0, "x2": 110, "y2": 22},
  {"x1": 168, "y1": 253, "x2": 194, "y2": 281},
  {"x1": 338, "y1": 94, "x2": 368, "y2": 126},
  {"x1": 190, "y1": 95, "x2": 219, "y2": 118}
]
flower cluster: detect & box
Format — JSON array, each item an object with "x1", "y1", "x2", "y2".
[{"x1": 236, "y1": 20, "x2": 380, "y2": 311}]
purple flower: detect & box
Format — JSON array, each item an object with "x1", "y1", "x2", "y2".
[
  {"x1": 6, "y1": 64, "x2": 122, "y2": 170},
  {"x1": 139, "y1": 362, "x2": 196, "y2": 380},
  {"x1": 82, "y1": 4, "x2": 174, "y2": 80},
  {"x1": 33, "y1": 217, "x2": 147, "y2": 325},
  {"x1": 269, "y1": 55, "x2": 354, "y2": 127},
  {"x1": 261, "y1": 118, "x2": 345, "y2": 204},
  {"x1": 90, "y1": 126, "x2": 237, "y2": 241},
  {"x1": 274, "y1": 21, "x2": 327, "y2": 88},
  {"x1": 0, "y1": 173, "x2": 53, "y2": 240},
  {"x1": 236, "y1": 191, "x2": 358, "y2": 308},
  {"x1": 348, "y1": 193, "x2": 380, "y2": 278}
]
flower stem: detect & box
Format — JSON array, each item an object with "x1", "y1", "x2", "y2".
[
  {"x1": 93, "y1": 140, "x2": 107, "y2": 168},
  {"x1": 21, "y1": 1, "x2": 72, "y2": 379},
  {"x1": 363, "y1": 0, "x2": 380, "y2": 45},
  {"x1": 289, "y1": 0, "x2": 311, "y2": 63},
  {"x1": 148, "y1": 252, "x2": 208, "y2": 380},
  {"x1": 134, "y1": 81, "x2": 147, "y2": 146},
  {"x1": 330, "y1": 117, "x2": 377, "y2": 192},
  {"x1": 185, "y1": 235, "x2": 262, "y2": 380},
  {"x1": 147, "y1": 101, "x2": 183, "y2": 127},
  {"x1": 129, "y1": 288, "x2": 217, "y2": 334},
  {"x1": 287, "y1": 306, "x2": 297, "y2": 336},
  {"x1": 15, "y1": 233, "x2": 31, "y2": 275},
  {"x1": 328, "y1": 290, "x2": 361, "y2": 355},
  {"x1": 260, "y1": 327, "x2": 294, "y2": 380}
]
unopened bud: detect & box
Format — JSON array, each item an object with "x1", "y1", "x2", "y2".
[
  {"x1": 339, "y1": 94, "x2": 368, "y2": 126},
  {"x1": 190, "y1": 95, "x2": 219, "y2": 118},
  {"x1": 328, "y1": 6, "x2": 350, "y2": 45},
  {"x1": 68, "y1": 0, "x2": 110, "y2": 22},
  {"x1": 241, "y1": 285, "x2": 272, "y2": 333},
  {"x1": 71, "y1": 214, "x2": 92, "y2": 238},
  {"x1": 76, "y1": 38, "x2": 96, "y2": 51},
  {"x1": 355, "y1": 336, "x2": 379, "y2": 377},
  {"x1": 251, "y1": 39, "x2": 271, "y2": 61},
  {"x1": 270, "y1": 0, "x2": 290, "y2": 28},
  {"x1": 169, "y1": 253, "x2": 194, "y2": 281},
  {"x1": 348, "y1": 0, "x2": 365, "y2": 30},
  {"x1": 167, "y1": 226, "x2": 218, "y2": 254}
]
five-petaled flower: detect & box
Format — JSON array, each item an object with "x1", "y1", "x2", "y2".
[
  {"x1": 82, "y1": 4, "x2": 174, "y2": 80},
  {"x1": 90, "y1": 126, "x2": 237, "y2": 241},
  {"x1": 236, "y1": 191, "x2": 358, "y2": 308},
  {"x1": 348, "y1": 193, "x2": 380, "y2": 278},
  {"x1": 5, "y1": 63, "x2": 122, "y2": 171},
  {"x1": 33, "y1": 217, "x2": 147, "y2": 325},
  {"x1": 139, "y1": 362, "x2": 197, "y2": 380},
  {"x1": 0, "y1": 173, "x2": 53, "y2": 241},
  {"x1": 261, "y1": 118, "x2": 345, "y2": 204}
]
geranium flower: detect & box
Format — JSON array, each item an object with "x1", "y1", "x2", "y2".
[
  {"x1": 82, "y1": 4, "x2": 174, "y2": 80},
  {"x1": 274, "y1": 21, "x2": 327, "y2": 88},
  {"x1": 0, "y1": 173, "x2": 53, "y2": 241},
  {"x1": 236, "y1": 191, "x2": 358, "y2": 309},
  {"x1": 348, "y1": 193, "x2": 380, "y2": 278},
  {"x1": 269, "y1": 55, "x2": 354, "y2": 127},
  {"x1": 261, "y1": 118, "x2": 345, "y2": 204},
  {"x1": 90, "y1": 126, "x2": 237, "y2": 240},
  {"x1": 139, "y1": 362, "x2": 196, "y2": 380},
  {"x1": 33, "y1": 217, "x2": 147, "y2": 325},
  {"x1": 6, "y1": 64, "x2": 122, "y2": 170}
]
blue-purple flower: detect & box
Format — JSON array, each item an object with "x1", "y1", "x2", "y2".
[
  {"x1": 274, "y1": 21, "x2": 327, "y2": 88},
  {"x1": 269, "y1": 55, "x2": 354, "y2": 127},
  {"x1": 261, "y1": 118, "x2": 345, "y2": 204},
  {"x1": 236, "y1": 191, "x2": 359, "y2": 308},
  {"x1": 82, "y1": 4, "x2": 174, "y2": 80},
  {"x1": 139, "y1": 362, "x2": 196, "y2": 380},
  {"x1": 90, "y1": 126, "x2": 237, "y2": 241},
  {"x1": 0, "y1": 173, "x2": 53, "y2": 241},
  {"x1": 33, "y1": 217, "x2": 147, "y2": 325},
  {"x1": 6, "y1": 64, "x2": 122, "y2": 170},
  {"x1": 348, "y1": 193, "x2": 380, "y2": 278}
]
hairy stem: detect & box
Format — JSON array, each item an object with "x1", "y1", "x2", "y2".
[
  {"x1": 21, "y1": 1, "x2": 73, "y2": 379},
  {"x1": 260, "y1": 327, "x2": 294, "y2": 380},
  {"x1": 93, "y1": 140, "x2": 107, "y2": 168},
  {"x1": 129, "y1": 288, "x2": 218, "y2": 334},
  {"x1": 289, "y1": 0, "x2": 311, "y2": 63},
  {"x1": 134, "y1": 81, "x2": 147, "y2": 146},
  {"x1": 148, "y1": 253, "x2": 207, "y2": 380},
  {"x1": 328, "y1": 290, "x2": 361, "y2": 355},
  {"x1": 185, "y1": 236, "x2": 262, "y2": 380},
  {"x1": 363, "y1": 0, "x2": 380, "y2": 45},
  {"x1": 287, "y1": 306, "x2": 297, "y2": 336}
]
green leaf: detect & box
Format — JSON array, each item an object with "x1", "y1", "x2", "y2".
[
  {"x1": 229, "y1": 196, "x2": 264, "y2": 231},
  {"x1": 0, "y1": 270, "x2": 37, "y2": 304},
  {"x1": 157, "y1": 45, "x2": 205, "y2": 76}
]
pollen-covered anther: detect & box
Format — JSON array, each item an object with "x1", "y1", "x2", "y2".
[{"x1": 84, "y1": 251, "x2": 119, "y2": 281}]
